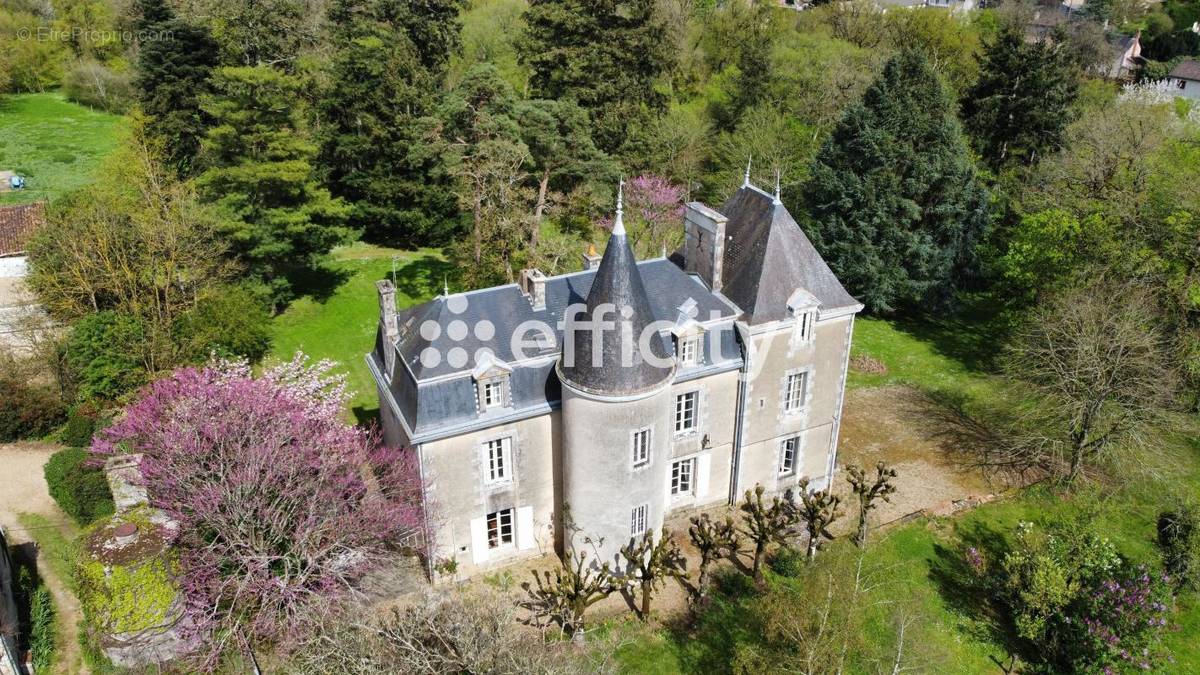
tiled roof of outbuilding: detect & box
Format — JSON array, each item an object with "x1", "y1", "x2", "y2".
[{"x1": 0, "y1": 202, "x2": 44, "y2": 257}]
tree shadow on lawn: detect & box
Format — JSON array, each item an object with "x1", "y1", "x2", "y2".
[
  {"x1": 658, "y1": 568, "x2": 763, "y2": 674},
  {"x1": 928, "y1": 519, "x2": 1026, "y2": 669},
  {"x1": 352, "y1": 404, "x2": 380, "y2": 428},
  {"x1": 287, "y1": 260, "x2": 353, "y2": 304},
  {"x1": 889, "y1": 295, "x2": 1012, "y2": 374},
  {"x1": 393, "y1": 255, "x2": 457, "y2": 300}
]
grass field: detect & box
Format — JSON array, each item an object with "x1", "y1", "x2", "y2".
[
  {"x1": 269, "y1": 242, "x2": 450, "y2": 424},
  {"x1": 0, "y1": 93, "x2": 124, "y2": 205},
  {"x1": 611, "y1": 316, "x2": 1200, "y2": 674}
]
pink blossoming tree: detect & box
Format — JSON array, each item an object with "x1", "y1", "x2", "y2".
[
  {"x1": 93, "y1": 354, "x2": 425, "y2": 669},
  {"x1": 601, "y1": 174, "x2": 685, "y2": 259}
]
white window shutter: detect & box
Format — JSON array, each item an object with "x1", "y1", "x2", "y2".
[
  {"x1": 696, "y1": 453, "x2": 711, "y2": 498},
  {"x1": 470, "y1": 516, "x2": 489, "y2": 565},
  {"x1": 517, "y1": 506, "x2": 535, "y2": 550}
]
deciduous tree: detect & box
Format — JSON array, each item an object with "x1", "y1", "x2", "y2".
[
  {"x1": 688, "y1": 513, "x2": 740, "y2": 602},
  {"x1": 92, "y1": 355, "x2": 426, "y2": 669},
  {"x1": 619, "y1": 528, "x2": 687, "y2": 620},
  {"x1": 794, "y1": 479, "x2": 842, "y2": 561},
  {"x1": 740, "y1": 484, "x2": 796, "y2": 581}
]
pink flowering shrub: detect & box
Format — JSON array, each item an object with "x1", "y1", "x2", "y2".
[
  {"x1": 601, "y1": 174, "x2": 685, "y2": 257},
  {"x1": 962, "y1": 519, "x2": 1172, "y2": 673},
  {"x1": 93, "y1": 354, "x2": 425, "y2": 668}
]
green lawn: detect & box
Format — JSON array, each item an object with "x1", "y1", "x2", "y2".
[
  {"x1": 613, "y1": 314, "x2": 1200, "y2": 674},
  {"x1": 0, "y1": 93, "x2": 124, "y2": 205},
  {"x1": 268, "y1": 242, "x2": 451, "y2": 424}
]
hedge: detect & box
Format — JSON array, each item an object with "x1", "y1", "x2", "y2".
[{"x1": 44, "y1": 447, "x2": 114, "y2": 525}]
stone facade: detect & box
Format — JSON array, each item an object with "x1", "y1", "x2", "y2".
[{"x1": 372, "y1": 181, "x2": 862, "y2": 579}]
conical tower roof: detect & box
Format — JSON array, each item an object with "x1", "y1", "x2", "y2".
[{"x1": 559, "y1": 184, "x2": 674, "y2": 396}]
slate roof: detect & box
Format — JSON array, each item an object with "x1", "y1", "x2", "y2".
[
  {"x1": 388, "y1": 257, "x2": 739, "y2": 383},
  {"x1": 1170, "y1": 60, "x2": 1200, "y2": 81},
  {"x1": 718, "y1": 185, "x2": 860, "y2": 324},
  {"x1": 558, "y1": 226, "x2": 674, "y2": 396},
  {"x1": 0, "y1": 202, "x2": 44, "y2": 257}
]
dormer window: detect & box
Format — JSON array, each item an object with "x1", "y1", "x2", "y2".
[
  {"x1": 677, "y1": 335, "x2": 700, "y2": 367},
  {"x1": 786, "y1": 288, "x2": 819, "y2": 346},
  {"x1": 473, "y1": 354, "x2": 513, "y2": 414}
]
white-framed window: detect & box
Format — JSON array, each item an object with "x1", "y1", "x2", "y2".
[
  {"x1": 487, "y1": 508, "x2": 514, "y2": 549},
  {"x1": 780, "y1": 436, "x2": 799, "y2": 476},
  {"x1": 631, "y1": 504, "x2": 648, "y2": 537},
  {"x1": 675, "y1": 391, "x2": 699, "y2": 433},
  {"x1": 784, "y1": 372, "x2": 808, "y2": 413},
  {"x1": 671, "y1": 458, "x2": 695, "y2": 496},
  {"x1": 795, "y1": 310, "x2": 814, "y2": 343},
  {"x1": 677, "y1": 336, "x2": 699, "y2": 366},
  {"x1": 631, "y1": 427, "x2": 651, "y2": 468},
  {"x1": 484, "y1": 437, "x2": 513, "y2": 484},
  {"x1": 482, "y1": 380, "x2": 505, "y2": 408}
]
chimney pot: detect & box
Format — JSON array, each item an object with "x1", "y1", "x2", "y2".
[{"x1": 582, "y1": 243, "x2": 602, "y2": 271}]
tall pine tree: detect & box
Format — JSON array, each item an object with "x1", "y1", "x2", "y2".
[
  {"x1": 803, "y1": 50, "x2": 990, "y2": 313},
  {"x1": 319, "y1": 0, "x2": 464, "y2": 246},
  {"x1": 519, "y1": 0, "x2": 674, "y2": 155},
  {"x1": 198, "y1": 66, "x2": 352, "y2": 308},
  {"x1": 963, "y1": 28, "x2": 1079, "y2": 169},
  {"x1": 134, "y1": 0, "x2": 220, "y2": 176}
]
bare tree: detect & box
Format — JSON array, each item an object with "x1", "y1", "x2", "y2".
[
  {"x1": 290, "y1": 590, "x2": 612, "y2": 675},
  {"x1": 619, "y1": 528, "x2": 687, "y2": 621},
  {"x1": 1002, "y1": 281, "x2": 1176, "y2": 484},
  {"x1": 794, "y1": 479, "x2": 843, "y2": 561},
  {"x1": 687, "y1": 513, "x2": 740, "y2": 602},
  {"x1": 846, "y1": 463, "x2": 898, "y2": 547},
  {"x1": 739, "y1": 484, "x2": 796, "y2": 581}
]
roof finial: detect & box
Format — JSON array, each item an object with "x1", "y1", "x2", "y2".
[
  {"x1": 443, "y1": 275, "x2": 449, "y2": 297},
  {"x1": 773, "y1": 169, "x2": 782, "y2": 205},
  {"x1": 743, "y1": 155, "x2": 752, "y2": 188},
  {"x1": 612, "y1": 178, "x2": 626, "y2": 237}
]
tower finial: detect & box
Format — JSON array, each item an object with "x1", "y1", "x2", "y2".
[
  {"x1": 443, "y1": 275, "x2": 449, "y2": 297},
  {"x1": 743, "y1": 155, "x2": 752, "y2": 188},
  {"x1": 773, "y1": 169, "x2": 782, "y2": 205},
  {"x1": 612, "y1": 178, "x2": 626, "y2": 236}
]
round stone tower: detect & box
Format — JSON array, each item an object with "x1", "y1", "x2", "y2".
[{"x1": 558, "y1": 185, "x2": 676, "y2": 570}]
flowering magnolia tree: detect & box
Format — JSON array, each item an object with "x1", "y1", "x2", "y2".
[
  {"x1": 601, "y1": 174, "x2": 685, "y2": 259},
  {"x1": 93, "y1": 354, "x2": 425, "y2": 668}
]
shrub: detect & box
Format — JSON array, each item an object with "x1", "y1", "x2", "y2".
[
  {"x1": 28, "y1": 584, "x2": 55, "y2": 671},
  {"x1": 0, "y1": 362, "x2": 65, "y2": 441},
  {"x1": 62, "y1": 60, "x2": 136, "y2": 113},
  {"x1": 60, "y1": 402, "x2": 102, "y2": 448},
  {"x1": 44, "y1": 448, "x2": 115, "y2": 525},
  {"x1": 972, "y1": 519, "x2": 1172, "y2": 673},
  {"x1": 769, "y1": 546, "x2": 805, "y2": 578},
  {"x1": 78, "y1": 555, "x2": 177, "y2": 635},
  {"x1": 172, "y1": 285, "x2": 272, "y2": 363},
  {"x1": 1157, "y1": 505, "x2": 1200, "y2": 590},
  {"x1": 66, "y1": 311, "x2": 149, "y2": 402}
]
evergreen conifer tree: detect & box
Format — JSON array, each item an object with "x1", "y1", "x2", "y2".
[{"x1": 804, "y1": 50, "x2": 990, "y2": 313}]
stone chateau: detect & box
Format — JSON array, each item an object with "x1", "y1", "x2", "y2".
[{"x1": 369, "y1": 175, "x2": 863, "y2": 578}]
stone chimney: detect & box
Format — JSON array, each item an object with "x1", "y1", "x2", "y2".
[
  {"x1": 582, "y1": 243, "x2": 602, "y2": 271},
  {"x1": 376, "y1": 279, "x2": 398, "y2": 375},
  {"x1": 104, "y1": 455, "x2": 148, "y2": 513},
  {"x1": 520, "y1": 268, "x2": 547, "y2": 310},
  {"x1": 683, "y1": 202, "x2": 728, "y2": 292}
]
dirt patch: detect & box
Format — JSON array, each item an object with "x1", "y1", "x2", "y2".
[
  {"x1": 849, "y1": 354, "x2": 888, "y2": 375},
  {"x1": 0, "y1": 443, "x2": 90, "y2": 675},
  {"x1": 835, "y1": 385, "x2": 994, "y2": 525}
]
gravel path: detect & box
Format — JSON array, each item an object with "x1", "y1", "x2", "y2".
[{"x1": 0, "y1": 442, "x2": 88, "y2": 675}]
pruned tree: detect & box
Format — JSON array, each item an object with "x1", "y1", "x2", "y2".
[
  {"x1": 794, "y1": 479, "x2": 843, "y2": 561},
  {"x1": 619, "y1": 528, "x2": 687, "y2": 621},
  {"x1": 845, "y1": 462, "x2": 898, "y2": 547},
  {"x1": 688, "y1": 513, "x2": 740, "y2": 601},
  {"x1": 739, "y1": 484, "x2": 796, "y2": 581},
  {"x1": 521, "y1": 549, "x2": 617, "y2": 643},
  {"x1": 1002, "y1": 281, "x2": 1176, "y2": 484}
]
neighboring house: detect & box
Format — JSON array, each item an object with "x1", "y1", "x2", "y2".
[
  {"x1": 0, "y1": 203, "x2": 44, "y2": 280},
  {"x1": 369, "y1": 176, "x2": 863, "y2": 578},
  {"x1": 1026, "y1": 8, "x2": 1142, "y2": 80},
  {"x1": 875, "y1": 0, "x2": 977, "y2": 12},
  {"x1": 1168, "y1": 60, "x2": 1200, "y2": 101}
]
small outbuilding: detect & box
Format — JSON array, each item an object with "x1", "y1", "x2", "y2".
[{"x1": 1169, "y1": 60, "x2": 1200, "y2": 101}]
